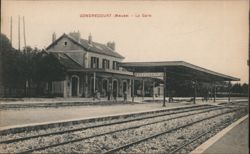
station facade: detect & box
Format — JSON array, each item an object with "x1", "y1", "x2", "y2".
[{"x1": 46, "y1": 31, "x2": 162, "y2": 98}]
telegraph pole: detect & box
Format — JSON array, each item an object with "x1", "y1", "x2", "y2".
[
  {"x1": 23, "y1": 16, "x2": 27, "y2": 49},
  {"x1": 18, "y1": 15, "x2": 20, "y2": 51},
  {"x1": 10, "y1": 16, "x2": 12, "y2": 45}
]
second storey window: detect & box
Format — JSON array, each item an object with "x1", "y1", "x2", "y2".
[
  {"x1": 91, "y1": 57, "x2": 99, "y2": 69},
  {"x1": 112, "y1": 61, "x2": 119, "y2": 70},
  {"x1": 102, "y1": 59, "x2": 110, "y2": 69}
]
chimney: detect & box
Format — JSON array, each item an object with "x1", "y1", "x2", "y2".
[
  {"x1": 88, "y1": 33, "x2": 92, "y2": 44},
  {"x1": 69, "y1": 31, "x2": 81, "y2": 42},
  {"x1": 107, "y1": 41, "x2": 115, "y2": 50},
  {"x1": 52, "y1": 32, "x2": 56, "y2": 42}
]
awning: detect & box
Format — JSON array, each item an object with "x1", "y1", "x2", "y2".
[{"x1": 119, "y1": 61, "x2": 239, "y2": 82}]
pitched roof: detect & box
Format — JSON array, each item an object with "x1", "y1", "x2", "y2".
[
  {"x1": 79, "y1": 38, "x2": 124, "y2": 59},
  {"x1": 47, "y1": 33, "x2": 124, "y2": 59},
  {"x1": 51, "y1": 52, "x2": 82, "y2": 69}
]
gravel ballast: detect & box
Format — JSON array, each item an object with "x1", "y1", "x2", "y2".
[{"x1": 0, "y1": 103, "x2": 248, "y2": 153}]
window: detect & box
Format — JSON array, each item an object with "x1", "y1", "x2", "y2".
[
  {"x1": 102, "y1": 59, "x2": 110, "y2": 69},
  {"x1": 64, "y1": 41, "x2": 68, "y2": 46},
  {"x1": 91, "y1": 57, "x2": 99, "y2": 69},
  {"x1": 112, "y1": 61, "x2": 119, "y2": 70}
]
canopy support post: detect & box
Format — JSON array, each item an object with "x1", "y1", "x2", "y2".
[
  {"x1": 213, "y1": 82, "x2": 216, "y2": 103},
  {"x1": 93, "y1": 72, "x2": 96, "y2": 94},
  {"x1": 152, "y1": 82, "x2": 155, "y2": 101},
  {"x1": 193, "y1": 81, "x2": 197, "y2": 104},
  {"x1": 132, "y1": 72, "x2": 135, "y2": 102},
  {"x1": 142, "y1": 79, "x2": 144, "y2": 102},
  {"x1": 163, "y1": 68, "x2": 166, "y2": 107},
  {"x1": 228, "y1": 81, "x2": 231, "y2": 103}
]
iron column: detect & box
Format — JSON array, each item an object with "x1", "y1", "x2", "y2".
[
  {"x1": 228, "y1": 81, "x2": 231, "y2": 103},
  {"x1": 163, "y1": 68, "x2": 166, "y2": 107},
  {"x1": 142, "y1": 79, "x2": 144, "y2": 101},
  {"x1": 193, "y1": 81, "x2": 197, "y2": 104},
  {"x1": 132, "y1": 72, "x2": 135, "y2": 102},
  {"x1": 213, "y1": 83, "x2": 216, "y2": 103},
  {"x1": 93, "y1": 72, "x2": 96, "y2": 93}
]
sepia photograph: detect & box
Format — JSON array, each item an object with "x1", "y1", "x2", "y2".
[{"x1": 0, "y1": 0, "x2": 249, "y2": 153}]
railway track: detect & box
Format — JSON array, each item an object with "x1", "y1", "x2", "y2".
[
  {"x1": 167, "y1": 123, "x2": 225, "y2": 154},
  {"x1": 0, "y1": 103, "x2": 247, "y2": 153},
  {"x1": 0, "y1": 105, "x2": 217, "y2": 144},
  {"x1": 108, "y1": 103, "x2": 248, "y2": 154},
  {"x1": 102, "y1": 108, "x2": 245, "y2": 154}
]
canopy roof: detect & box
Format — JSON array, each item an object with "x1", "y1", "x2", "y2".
[{"x1": 120, "y1": 61, "x2": 239, "y2": 82}]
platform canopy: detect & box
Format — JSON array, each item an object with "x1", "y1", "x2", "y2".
[{"x1": 120, "y1": 61, "x2": 240, "y2": 82}]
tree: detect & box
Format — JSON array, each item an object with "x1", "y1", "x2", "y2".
[
  {"x1": 1, "y1": 33, "x2": 66, "y2": 97},
  {"x1": 0, "y1": 34, "x2": 23, "y2": 90},
  {"x1": 35, "y1": 52, "x2": 66, "y2": 95}
]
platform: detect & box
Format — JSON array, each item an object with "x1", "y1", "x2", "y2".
[
  {"x1": 0, "y1": 97, "x2": 247, "y2": 129},
  {"x1": 191, "y1": 115, "x2": 249, "y2": 154},
  {"x1": 0, "y1": 101, "x2": 203, "y2": 129}
]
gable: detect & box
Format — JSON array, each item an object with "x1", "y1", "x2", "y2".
[{"x1": 47, "y1": 35, "x2": 83, "y2": 52}]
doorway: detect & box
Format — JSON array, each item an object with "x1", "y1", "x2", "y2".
[
  {"x1": 71, "y1": 76, "x2": 79, "y2": 96},
  {"x1": 123, "y1": 81, "x2": 127, "y2": 93},
  {"x1": 113, "y1": 80, "x2": 118, "y2": 97}
]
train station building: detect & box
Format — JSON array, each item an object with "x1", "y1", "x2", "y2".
[
  {"x1": 46, "y1": 31, "x2": 239, "y2": 103},
  {"x1": 46, "y1": 31, "x2": 161, "y2": 99}
]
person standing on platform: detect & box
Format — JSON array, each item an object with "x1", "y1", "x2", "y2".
[
  {"x1": 107, "y1": 89, "x2": 111, "y2": 101},
  {"x1": 93, "y1": 90, "x2": 97, "y2": 100},
  {"x1": 113, "y1": 90, "x2": 117, "y2": 102},
  {"x1": 93, "y1": 90, "x2": 100, "y2": 101},
  {"x1": 123, "y1": 91, "x2": 127, "y2": 103},
  {"x1": 107, "y1": 84, "x2": 111, "y2": 101}
]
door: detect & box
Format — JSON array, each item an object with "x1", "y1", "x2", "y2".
[
  {"x1": 71, "y1": 76, "x2": 78, "y2": 96},
  {"x1": 123, "y1": 81, "x2": 127, "y2": 92}
]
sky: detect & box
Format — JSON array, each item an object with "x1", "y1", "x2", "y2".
[{"x1": 1, "y1": 0, "x2": 249, "y2": 83}]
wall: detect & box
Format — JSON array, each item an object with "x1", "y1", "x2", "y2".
[
  {"x1": 52, "y1": 81, "x2": 64, "y2": 96},
  {"x1": 87, "y1": 52, "x2": 123, "y2": 69}
]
